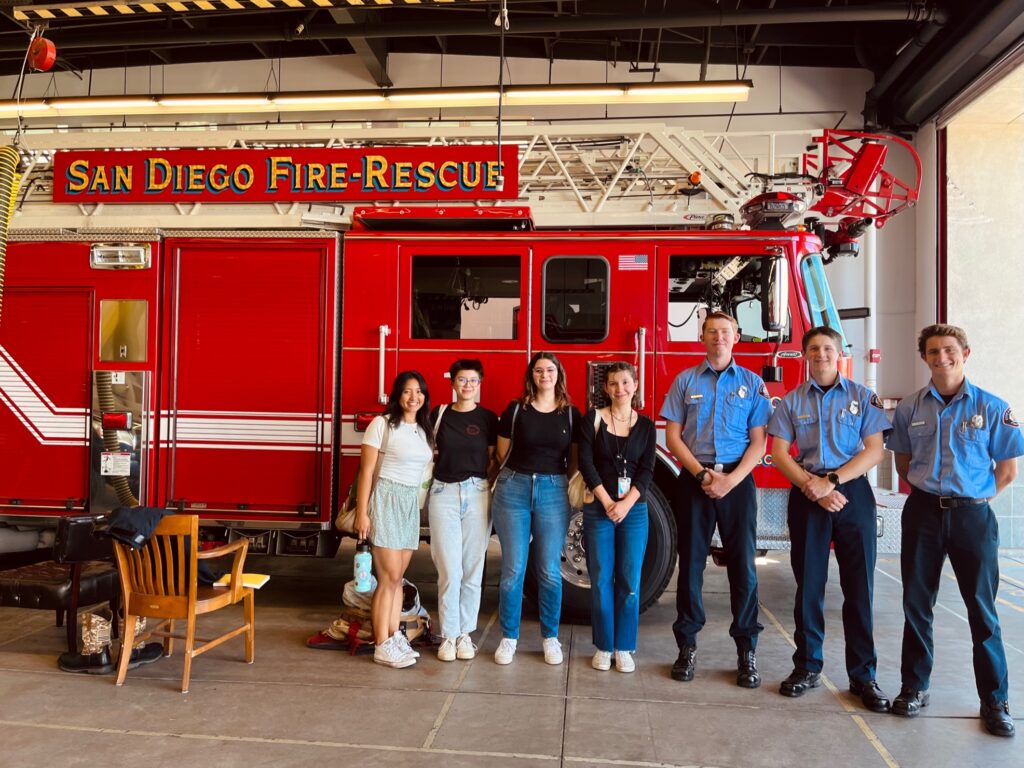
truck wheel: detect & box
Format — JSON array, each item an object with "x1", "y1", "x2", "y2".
[{"x1": 525, "y1": 485, "x2": 677, "y2": 624}]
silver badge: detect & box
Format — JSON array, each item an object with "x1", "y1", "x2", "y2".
[
  {"x1": 971, "y1": 414, "x2": 984, "y2": 429},
  {"x1": 849, "y1": 400, "x2": 859, "y2": 416},
  {"x1": 737, "y1": 385, "x2": 747, "y2": 399}
]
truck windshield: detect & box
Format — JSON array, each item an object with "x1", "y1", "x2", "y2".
[
  {"x1": 667, "y1": 254, "x2": 791, "y2": 343},
  {"x1": 799, "y1": 253, "x2": 848, "y2": 346}
]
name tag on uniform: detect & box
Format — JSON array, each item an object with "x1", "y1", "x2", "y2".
[
  {"x1": 911, "y1": 420, "x2": 926, "y2": 427},
  {"x1": 689, "y1": 394, "x2": 703, "y2": 401},
  {"x1": 797, "y1": 414, "x2": 812, "y2": 420},
  {"x1": 617, "y1": 476, "x2": 632, "y2": 497}
]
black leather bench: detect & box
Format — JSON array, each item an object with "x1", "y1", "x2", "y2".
[{"x1": 0, "y1": 516, "x2": 120, "y2": 652}]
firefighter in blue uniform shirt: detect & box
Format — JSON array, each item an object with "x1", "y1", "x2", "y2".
[
  {"x1": 661, "y1": 311, "x2": 774, "y2": 687},
  {"x1": 768, "y1": 326, "x2": 892, "y2": 712},
  {"x1": 888, "y1": 324, "x2": 1021, "y2": 737}
]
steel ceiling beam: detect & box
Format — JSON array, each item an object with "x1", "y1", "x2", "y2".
[{"x1": 0, "y1": 3, "x2": 941, "y2": 53}]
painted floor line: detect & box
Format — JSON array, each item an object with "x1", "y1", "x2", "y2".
[
  {"x1": 421, "y1": 609, "x2": 499, "y2": 749},
  {"x1": 759, "y1": 602, "x2": 900, "y2": 768},
  {"x1": 875, "y1": 565, "x2": 1024, "y2": 656}
]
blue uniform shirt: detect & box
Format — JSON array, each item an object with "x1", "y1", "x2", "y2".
[
  {"x1": 768, "y1": 374, "x2": 891, "y2": 474},
  {"x1": 660, "y1": 358, "x2": 774, "y2": 463},
  {"x1": 887, "y1": 378, "x2": 1024, "y2": 498}
]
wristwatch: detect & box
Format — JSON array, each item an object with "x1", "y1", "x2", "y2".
[
  {"x1": 826, "y1": 471, "x2": 840, "y2": 486},
  {"x1": 695, "y1": 469, "x2": 710, "y2": 485}
]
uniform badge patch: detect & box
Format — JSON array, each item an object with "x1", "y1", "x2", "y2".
[
  {"x1": 737, "y1": 385, "x2": 747, "y2": 399},
  {"x1": 758, "y1": 383, "x2": 770, "y2": 398},
  {"x1": 970, "y1": 414, "x2": 985, "y2": 429},
  {"x1": 849, "y1": 400, "x2": 860, "y2": 416},
  {"x1": 869, "y1": 393, "x2": 884, "y2": 409},
  {"x1": 1003, "y1": 407, "x2": 1020, "y2": 428}
]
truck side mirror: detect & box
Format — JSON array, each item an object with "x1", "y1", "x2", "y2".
[{"x1": 761, "y1": 255, "x2": 788, "y2": 332}]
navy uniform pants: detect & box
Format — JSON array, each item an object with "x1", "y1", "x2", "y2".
[
  {"x1": 901, "y1": 490, "x2": 1009, "y2": 703},
  {"x1": 788, "y1": 475, "x2": 877, "y2": 683},
  {"x1": 672, "y1": 471, "x2": 763, "y2": 652}
]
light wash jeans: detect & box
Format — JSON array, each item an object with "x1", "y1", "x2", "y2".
[
  {"x1": 428, "y1": 477, "x2": 491, "y2": 640},
  {"x1": 491, "y1": 468, "x2": 570, "y2": 640}
]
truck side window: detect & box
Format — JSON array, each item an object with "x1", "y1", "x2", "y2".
[
  {"x1": 542, "y1": 256, "x2": 609, "y2": 343},
  {"x1": 411, "y1": 255, "x2": 520, "y2": 340},
  {"x1": 667, "y1": 255, "x2": 790, "y2": 343},
  {"x1": 799, "y1": 253, "x2": 848, "y2": 347}
]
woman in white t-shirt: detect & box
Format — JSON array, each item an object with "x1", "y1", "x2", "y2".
[{"x1": 354, "y1": 371, "x2": 434, "y2": 668}]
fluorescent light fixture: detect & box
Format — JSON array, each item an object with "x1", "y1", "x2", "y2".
[
  {"x1": 158, "y1": 96, "x2": 271, "y2": 107},
  {"x1": 0, "y1": 80, "x2": 752, "y2": 120},
  {"x1": 52, "y1": 97, "x2": 158, "y2": 110},
  {"x1": 271, "y1": 93, "x2": 387, "y2": 106},
  {"x1": 389, "y1": 89, "x2": 501, "y2": 103},
  {"x1": 507, "y1": 87, "x2": 626, "y2": 100},
  {"x1": 626, "y1": 82, "x2": 752, "y2": 102}
]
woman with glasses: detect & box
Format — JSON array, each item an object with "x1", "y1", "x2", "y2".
[
  {"x1": 427, "y1": 359, "x2": 499, "y2": 662},
  {"x1": 492, "y1": 352, "x2": 581, "y2": 666}
]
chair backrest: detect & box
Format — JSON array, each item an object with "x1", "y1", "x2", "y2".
[{"x1": 113, "y1": 514, "x2": 199, "y2": 620}]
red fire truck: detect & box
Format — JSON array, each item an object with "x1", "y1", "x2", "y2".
[{"x1": 0, "y1": 129, "x2": 918, "y2": 617}]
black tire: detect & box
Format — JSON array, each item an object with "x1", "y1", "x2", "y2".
[{"x1": 525, "y1": 484, "x2": 677, "y2": 624}]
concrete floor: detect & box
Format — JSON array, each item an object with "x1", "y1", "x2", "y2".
[{"x1": 1, "y1": 544, "x2": 1022, "y2": 768}]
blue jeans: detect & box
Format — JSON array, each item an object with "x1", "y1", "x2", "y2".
[
  {"x1": 492, "y1": 468, "x2": 570, "y2": 639},
  {"x1": 428, "y1": 477, "x2": 491, "y2": 639},
  {"x1": 583, "y1": 501, "x2": 648, "y2": 652}
]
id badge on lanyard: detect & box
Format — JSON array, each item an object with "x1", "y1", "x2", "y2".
[{"x1": 617, "y1": 475, "x2": 632, "y2": 498}]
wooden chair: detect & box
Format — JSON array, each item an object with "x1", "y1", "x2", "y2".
[{"x1": 112, "y1": 514, "x2": 255, "y2": 693}]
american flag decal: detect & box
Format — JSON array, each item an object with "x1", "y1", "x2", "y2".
[{"x1": 618, "y1": 254, "x2": 648, "y2": 271}]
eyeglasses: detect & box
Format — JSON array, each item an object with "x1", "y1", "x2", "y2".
[{"x1": 455, "y1": 377, "x2": 480, "y2": 385}]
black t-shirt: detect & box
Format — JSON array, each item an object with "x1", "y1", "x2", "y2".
[
  {"x1": 498, "y1": 401, "x2": 582, "y2": 475},
  {"x1": 430, "y1": 405, "x2": 498, "y2": 482}
]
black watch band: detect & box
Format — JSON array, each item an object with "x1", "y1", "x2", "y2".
[
  {"x1": 826, "y1": 471, "x2": 840, "y2": 486},
  {"x1": 695, "y1": 469, "x2": 710, "y2": 484}
]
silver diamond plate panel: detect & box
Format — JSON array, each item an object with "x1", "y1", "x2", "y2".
[{"x1": 875, "y1": 489, "x2": 907, "y2": 554}]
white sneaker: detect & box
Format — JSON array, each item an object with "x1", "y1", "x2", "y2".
[
  {"x1": 543, "y1": 637, "x2": 563, "y2": 665},
  {"x1": 393, "y1": 630, "x2": 420, "y2": 659},
  {"x1": 494, "y1": 638, "x2": 518, "y2": 665},
  {"x1": 373, "y1": 636, "x2": 416, "y2": 668},
  {"x1": 437, "y1": 637, "x2": 456, "y2": 662},
  {"x1": 592, "y1": 650, "x2": 612, "y2": 671},
  {"x1": 614, "y1": 651, "x2": 636, "y2": 673},
  {"x1": 455, "y1": 634, "x2": 477, "y2": 660}
]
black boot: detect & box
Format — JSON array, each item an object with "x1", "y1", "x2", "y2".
[
  {"x1": 671, "y1": 646, "x2": 696, "y2": 682},
  {"x1": 980, "y1": 700, "x2": 1015, "y2": 737},
  {"x1": 737, "y1": 650, "x2": 761, "y2": 689},
  {"x1": 58, "y1": 647, "x2": 114, "y2": 675}
]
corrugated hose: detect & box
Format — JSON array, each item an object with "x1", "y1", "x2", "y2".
[{"x1": 0, "y1": 144, "x2": 22, "y2": 328}]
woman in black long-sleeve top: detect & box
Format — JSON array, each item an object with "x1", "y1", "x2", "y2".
[{"x1": 579, "y1": 361, "x2": 656, "y2": 674}]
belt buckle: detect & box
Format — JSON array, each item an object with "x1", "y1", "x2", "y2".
[{"x1": 938, "y1": 496, "x2": 955, "y2": 509}]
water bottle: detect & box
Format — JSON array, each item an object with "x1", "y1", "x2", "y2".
[{"x1": 353, "y1": 540, "x2": 373, "y2": 593}]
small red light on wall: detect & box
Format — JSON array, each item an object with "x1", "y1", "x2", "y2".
[
  {"x1": 28, "y1": 38, "x2": 56, "y2": 72},
  {"x1": 101, "y1": 412, "x2": 132, "y2": 430},
  {"x1": 354, "y1": 412, "x2": 381, "y2": 432},
  {"x1": 869, "y1": 348, "x2": 881, "y2": 364}
]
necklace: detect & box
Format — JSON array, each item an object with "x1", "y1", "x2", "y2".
[{"x1": 610, "y1": 410, "x2": 632, "y2": 422}]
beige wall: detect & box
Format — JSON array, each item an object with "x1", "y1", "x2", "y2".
[{"x1": 946, "y1": 125, "x2": 1024, "y2": 413}]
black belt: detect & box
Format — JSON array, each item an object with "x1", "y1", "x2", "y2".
[
  {"x1": 913, "y1": 488, "x2": 989, "y2": 509},
  {"x1": 701, "y1": 460, "x2": 740, "y2": 473}
]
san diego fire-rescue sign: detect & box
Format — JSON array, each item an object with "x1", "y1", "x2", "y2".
[{"x1": 52, "y1": 145, "x2": 518, "y2": 203}]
